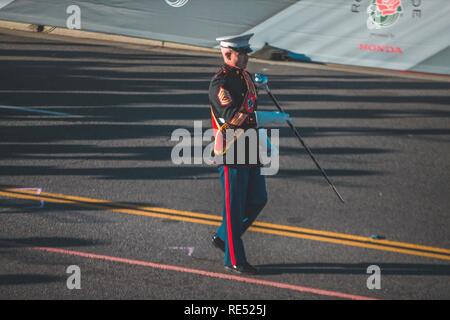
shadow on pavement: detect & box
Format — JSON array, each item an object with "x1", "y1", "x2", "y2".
[
  {"x1": 0, "y1": 237, "x2": 102, "y2": 248},
  {"x1": 0, "y1": 274, "x2": 64, "y2": 286},
  {"x1": 257, "y1": 262, "x2": 450, "y2": 276},
  {"x1": 1, "y1": 31, "x2": 449, "y2": 184}
]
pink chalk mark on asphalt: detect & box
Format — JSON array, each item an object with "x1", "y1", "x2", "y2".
[{"x1": 31, "y1": 246, "x2": 378, "y2": 300}]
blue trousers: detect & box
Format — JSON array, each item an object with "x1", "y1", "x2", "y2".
[{"x1": 216, "y1": 165, "x2": 268, "y2": 267}]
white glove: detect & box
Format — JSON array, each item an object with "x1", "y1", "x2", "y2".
[{"x1": 255, "y1": 111, "x2": 290, "y2": 127}]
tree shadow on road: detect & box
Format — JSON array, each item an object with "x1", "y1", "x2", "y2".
[
  {"x1": 0, "y1": 237, "x2": 102, "y2": 249},
  {"x1": 1, "y1": 35, "x2": 449, "y2": 186},
  {"x1": 256, "y1": 262, "x2": 450, "y2": 276},
  {"x1": 0, "y1": 274, "x2": 64, "y2": 286}
]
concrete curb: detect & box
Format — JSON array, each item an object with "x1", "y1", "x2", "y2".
[
  {"x1": 0, "y1": 19, "x2": 219, "y2": 54},
  {"x1": 1, "y1": 19, "x2": 449, "y2": 82}
]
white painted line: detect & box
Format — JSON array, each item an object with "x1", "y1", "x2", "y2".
[
  {"x1": 0, "y1": 0, "x2": 15, "y2": 10},
  {"x1": 14, "y1": 188, "x2": 45, "y2": 209},
  {"x1": 169, "y1": 246, "x2": 195, "y2": 256},
  {"x1": 0, "y1": 105, "x2": 82, "y2": 117}
]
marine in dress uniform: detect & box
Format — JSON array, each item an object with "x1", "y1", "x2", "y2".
[{"x1": 208, "y1": 34, "x2": 290, "y2": 275}]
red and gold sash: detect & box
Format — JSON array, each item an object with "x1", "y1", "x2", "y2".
[{"x1": 211, "y1": 71, "x2": 258, "y2": 156}]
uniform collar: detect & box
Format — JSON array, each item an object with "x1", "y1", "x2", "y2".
[{"x1": 223, "y1": 63, "x2": 244, "y2": 74}]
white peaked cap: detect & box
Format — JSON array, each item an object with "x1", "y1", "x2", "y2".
[{"x1": 216, "y1": 33, "x2": 254, "y2": 53}]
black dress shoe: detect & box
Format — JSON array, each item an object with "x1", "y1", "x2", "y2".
[
  {"x1": 211, "y1": 234, "x2": 225, "y2": 252},
  {"x1": 225, "y1": 263, "x2": 258, "y2": 275}
]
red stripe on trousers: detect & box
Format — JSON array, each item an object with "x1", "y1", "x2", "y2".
[{"x1": 224, "y1": 165, "x2": 237, "y2": 266}]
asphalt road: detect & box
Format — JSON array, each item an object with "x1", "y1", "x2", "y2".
[{"x1": 1, "y1": 29, "x2": 450, "y2": 300}]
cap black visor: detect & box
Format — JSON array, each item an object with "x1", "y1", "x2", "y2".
[{"x1": 230, "y1": 46, "x2": 252, "y2": 54}]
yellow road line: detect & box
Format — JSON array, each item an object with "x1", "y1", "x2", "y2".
[
  {"x1": 32, "y1": 190, "x2": 223, "y2": 222},
  {"x1": 2, "y1": 188, "x2": 450, "y2": 261},
  {"x1": 253, "y1": 221, "x2": 450, "y2": 255},
  {"x1": 248, "y1": 226, "x2": 450, "y2": 262},
  {"x1": 24, "y1": 188, "x2": 450, "y2": 255},
  {"x1": 0, "y1": 190, "x2": 221, "y2": 227}
]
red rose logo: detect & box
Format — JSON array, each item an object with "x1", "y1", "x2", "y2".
[{"x1": 376, "y1": 0, "x2": 402, "y2": 16}]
